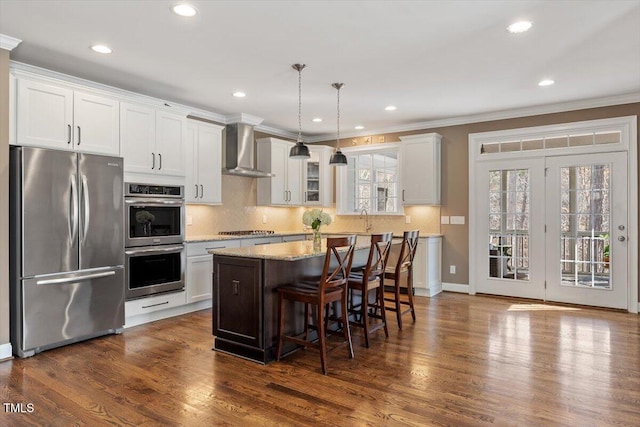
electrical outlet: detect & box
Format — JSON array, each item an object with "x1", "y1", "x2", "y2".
[
  {"x1": 405, "y1": 215, "x2": 411, "y2": 224},
  {"x1": 449, "y1": 265, "x2": 456, "y2": 274},
  {"x1": 186, "y1": 215, "x2": 193, "y2": 226},
  {"x1": 262, "y1": 214, "x2": 267, "y2": 224}
]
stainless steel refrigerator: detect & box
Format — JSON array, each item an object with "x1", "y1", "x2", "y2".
[{"x1": 9, "y1": 146, "x2": 125, "y2": 357}]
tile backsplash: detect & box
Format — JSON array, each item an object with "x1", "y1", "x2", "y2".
[{"x1": 186, "y1": 175, "x2": 441, "y2": 237}]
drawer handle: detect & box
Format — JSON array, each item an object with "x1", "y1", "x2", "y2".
[{"x1": 141, "y1": 301, "x2": 169, "y2": 309}]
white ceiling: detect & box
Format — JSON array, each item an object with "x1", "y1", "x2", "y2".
[{"x1": 1, "y1": 0, "x2": 639, "y2": 140}]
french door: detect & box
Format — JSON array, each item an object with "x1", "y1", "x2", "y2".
[
  {"x1": 474, "y1": 158, "x2": 546, "y2": 299},
  {"x1": 545, "y1": 152, "x2": 628, "y2": 309},
  {"x1": 475, "y1": 151, "x2": 629, "y2": 309}
]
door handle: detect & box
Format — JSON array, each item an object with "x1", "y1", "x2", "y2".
[
  {"x1": 194, "y1": 184, "x2": 198, "y2": 198},
  {"x1": 152, "y1": 153, "x2": 156, "y2": 170},
  {"x1": 69, "y1": 175, "x2": 79, "y2": 244},
  {"x1": 37, "y1": 270, "x2": 116, "y2": 285},
  {"x1": 77, "y1": 126, "x2": 81, "y2": 145},
  {"x1": 80, "y1": 175, "x2": 90, "y2": 246},
  {"x1": 618, "y1": 236, "x2": 626, "y2": 242},
  {"x1": 67, "y1": 124, "x2": 71, "y2": 144},
  {"x1": 200, "y1": 185, "x2": 204, "y2": 199},
  {"x1": 158, "y1": 153, "x2": 162, "y2": 170}
]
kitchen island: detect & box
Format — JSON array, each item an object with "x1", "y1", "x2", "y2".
[{"x1": 209, "y1": 239, "x2": 370, "y2": 363}]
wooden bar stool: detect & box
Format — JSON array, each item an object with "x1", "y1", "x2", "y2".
[
  {"x1": 347, "y1": 232, "x2": 393, "y2": 348},
  {"x1": 384, "y1": 230, "x2": 419, "y2": 330},
  {"x1": 276, "y1": 235, "x2": 357, "y2": 374}
]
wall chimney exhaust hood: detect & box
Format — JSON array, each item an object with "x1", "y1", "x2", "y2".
[{"x1": 223, "y1": 116, "x2": 273, "y2": 178}]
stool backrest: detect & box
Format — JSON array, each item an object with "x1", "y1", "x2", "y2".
[
  {"x1": 394, "y1": 230, "x2": 420, "y2": 275},
  {"x1": 321, "y1": 235, "x2": 357, "y2": 291},
  {"x1": 363, "y1": 232, "x2": 394, "y2": 280}
]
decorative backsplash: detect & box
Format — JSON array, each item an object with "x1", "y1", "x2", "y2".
[{"x1": 185, "y1": 175, "x2": 441, "y2": 237}]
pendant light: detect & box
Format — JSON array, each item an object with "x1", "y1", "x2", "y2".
[
  {"x1": 329, "y1": 83, "x2": 348, "y2": 166},
  {"x1": 289, "y1": 64, "x2": 311, "y2": 159}
]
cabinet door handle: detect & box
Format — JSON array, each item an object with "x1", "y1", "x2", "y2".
[
  {"x1": 402, "y1": 189, "x2": 405, "y2": 202},
  {"x1": 77, "y1": 126, "x2": 81, "y2": 145},
  {"x1": 67, "y1": 124, "x2": 71, "y2": 144},
  {"x1": 152, "y1": 153, "x2": 156, "y2": 170},
  {"x1": 304, "y1": 191, "x2": 307, "y2": 202},
  {"x1": 200, "y1": 185, "x2": 204, "y2": 199},
  {"x1": 158, "y1": 153, "x2": 162, "y2": 170},
  {"x1": 194, "y1": 184, "x2": 198, "y2": 198}
]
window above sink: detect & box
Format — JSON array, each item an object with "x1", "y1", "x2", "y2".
[{"x1": 335, "y1": 143, "x2": 403, "y2": 215}]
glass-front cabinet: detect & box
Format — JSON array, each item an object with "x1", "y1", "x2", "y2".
[{"x1": 302, "y1": 145, "x2": 333, "y2": 206}]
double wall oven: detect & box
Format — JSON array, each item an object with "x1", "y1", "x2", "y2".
[{"x1": 124, "y1": 183, "x2": 185, "y2": 300}]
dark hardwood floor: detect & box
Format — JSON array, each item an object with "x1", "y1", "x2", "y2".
[{"x1": 1, "y1": 292, "x2": 639, "y2": 426}]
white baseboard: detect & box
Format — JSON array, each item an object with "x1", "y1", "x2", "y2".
[
  {"x1": 125, "y1": 299, "x2": 212, "y2": 329},
  {"x1": 0, "y1": 342, "x2": 13, "y2": 361},
  {"x1": 442, "y1": 282, "x2": 469, "y2": 293}
]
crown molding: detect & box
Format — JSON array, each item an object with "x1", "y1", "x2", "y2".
[
  {"x1": 304, "y1": 92, "x2": 640, "y2": 143},
  {"x1": 254, "y1": 123, "x2": 299, "y2": 140},
  {"x1": 0, "y1": 34, "x2": 22, "y2": 51},
  {"x1": 225, "y1": 113, "x2": 263, "y2": 126}
]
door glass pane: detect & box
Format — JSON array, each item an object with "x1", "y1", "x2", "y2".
[
  {"x1": 559, "y1": 165, "x2": 610, "y2": 289},
  {"x1": 488, "y1": 169, "x2": 530, "y2": 281}
]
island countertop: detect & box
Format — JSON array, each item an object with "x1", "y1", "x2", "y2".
[{"x1": 208, "y1": 238, "x2": 370, "y2": 261}]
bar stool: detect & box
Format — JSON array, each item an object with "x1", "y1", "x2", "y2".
[
  {"x1": 347, "y1": 232, "x2": 393, "y2": 348},
  {"x1": 384, "y1": 230, "x2": 419, "y2": 330},
  {"x1": 276, "y1": 235, "x2": 357, "y2": 374}
]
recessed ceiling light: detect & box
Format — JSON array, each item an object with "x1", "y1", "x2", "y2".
[
  {"x1": 538, "y1": 79, "x2": 555, "y2": 87},
  {"x1": 172, "y1": 4, "x2": 197, "y2": 17},
  {"x1": 232, "y1": 91, "x2": 246, "y2": 98},
  {"x1": 91, "y1": 45, "x2": 112, "y2": 54},
  {"x1": 507, "y1": 21, "x2": 532, "y2": 33},
  {"x1": 354, "y1": 125, "x2": 364, "y2": 130},
  {"x1": 312, "y1": 118, "x2": 323, "y2": 122},
  {"x1": 385, "y1": 105, "x2": 397, "y2": 111}
]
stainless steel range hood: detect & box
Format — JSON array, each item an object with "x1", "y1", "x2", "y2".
[{"x1": 223, "y1": 123, "x2": 274, "y2": 178}]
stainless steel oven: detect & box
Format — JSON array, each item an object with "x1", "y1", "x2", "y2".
[
  {"x1": 125, "y1": 183, "x2": 184, "y2": 247},
  {"x1": 124, "y1": 183, "x2": 185, "y2": 300},
  {"x1": 125, "y1": 244, "x2": 185, "y2": 300}
]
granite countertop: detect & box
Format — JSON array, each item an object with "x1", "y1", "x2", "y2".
[
  {"x1": 186, "y1": 231, "x2": 310, "y2": 243},
  {"x1": 208, "y1": 239, "x2": 371, "y2": 261},
  {"x1": 187, "y1": 231, "x2": 442, "y2": 243}
]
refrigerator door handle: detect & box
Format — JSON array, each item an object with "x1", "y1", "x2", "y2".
[
  {"x1": 36, "y1": 270, "x2": 116, "y2": 285},
  {"x1": 80, "y1": 175, "x2": 90, "y2": 246},
  {"x1": 69, "y1": 175, "x2": 79, "y2": 244}
]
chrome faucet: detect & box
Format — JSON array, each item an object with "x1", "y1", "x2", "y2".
[{"x1": 360, "y1": 208, "x2": 372, "y2": 232}]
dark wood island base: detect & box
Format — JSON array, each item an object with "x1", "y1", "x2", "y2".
[{"x1": 211, "y1": 240, "x2": 369, "y2": 363}]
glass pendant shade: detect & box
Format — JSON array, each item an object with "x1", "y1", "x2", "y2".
[{"x1": 290, "y1": 141, "x2": 310, "y2": 158}]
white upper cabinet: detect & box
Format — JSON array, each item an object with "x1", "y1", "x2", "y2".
[
  {"x1": 302, "y1": 145, "x2": 333, "y2": 207},
  {"x1": 16, "y1": 78, "x2": 119, "y2": 155},
  {"x1": 400, "y1": 133, "x2": 442, "y2": 205},
  {"x1": 185, "y1": 120, "x2": 223, "y2": 204},
  {"x1": 257, "y1": 137, "x2": 302, "y2": 206},
  {"x1": 120, "y1": 102, "x2": 186, "y2": 177}
]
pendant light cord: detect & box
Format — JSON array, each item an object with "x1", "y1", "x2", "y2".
[
  {"x1": 298, "y1": 66, "x2": 302, "y2": 143},
  {"x1": 336, "y1": 85, "x2": 340, "y2": 149}
]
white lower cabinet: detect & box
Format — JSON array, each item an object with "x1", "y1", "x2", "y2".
[
  {"x1": 186, "y1": 240, "x2": 241, "y2": 304},
  {"x1": 412, "y1": 236, "x2": 443, "y2": 297},
  {"x1": 124, "y1": 291, "x2": 187, "y2": 327}
]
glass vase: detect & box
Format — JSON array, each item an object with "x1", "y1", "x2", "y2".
[{"x1": 313, "y1": 228, "x2": 322, "y2": 250}]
